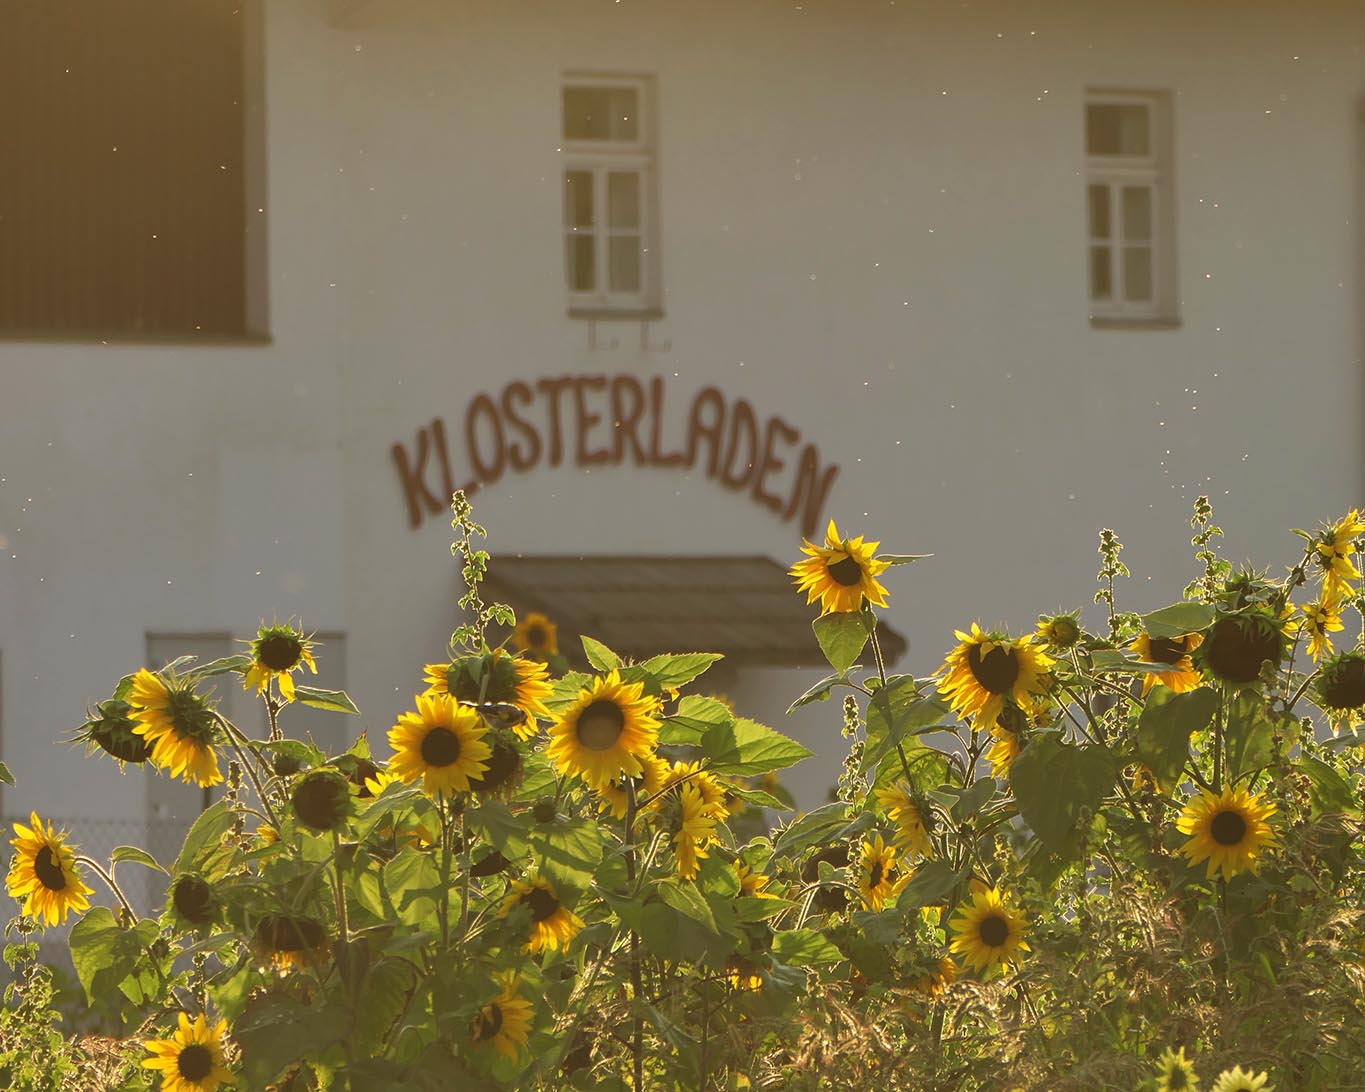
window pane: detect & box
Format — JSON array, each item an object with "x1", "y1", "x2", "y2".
[
  {"x1": 608, "y1": 172, "x2": 640, "y2": 228},
  {"x1": 609, "y1": 236, "x2": 641, "y2": 293},
  {"x1": 1086, "y1": 103, "x2": 1150, "y2": 156},
  {"x1": 564, "y1": 171, "x2": 594, "y2": 228},
  {"x1": 1089, "y1": 246, "x2": 1112, "y2": 300},
  {"x1": 1088, "y1": 184, "x2": 1111, "y2": 239},
  {"x1": 1122, "y1": 186, "x2": 1152, "y2": 241},
  {"x1": 566, "y1": 235, "x2": 595, "y2": 292},
  {"x1": 563, "y1": 86, "x2": 639, "y2": 141},
  {"x1": 1123, "y1": 247, "x2": 1153, "y2": 301}
]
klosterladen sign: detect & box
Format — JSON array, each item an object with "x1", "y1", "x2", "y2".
[{"x1": 391, "y1": 374, "x2": 838, "y2": 538}]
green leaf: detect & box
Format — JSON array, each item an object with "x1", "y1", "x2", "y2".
[
  {"x1": 700, "y1": 717, "x2": 812, "y2": 776},
  {"x1": 174, "y1": 801, "x2": 238, "y2": 880},
  {"x1": 68, "y1": 907, "x2": 157, "y2": 1006},
  {"x1": 878, "y1": 553, "x2": 931, "y2": 567},
  {"x1": 862, "y1": 677, "x2": 948, "y2": 774},
  {"x1": 786, "y1": 673, "x2": 843, "y2": 714},
  {"x1": 194, "y1": 654, "x2": 253, "y2": 678},
  {"x1": 812, "y1": 613, "x2": 872, "y2": 675},
  {"x1": 1011, "y1": 735, "x2": 1117, "y2": 851},
  {"x1": 638, "y1": 652, "x2": 723, "y2": 689},
  {"x1": 580, "y1": 635, "x2": 621, "y2": 672},
  {"x1": 354, "y1": 958, "x2": 418, "y2": 1054},
  {"x1": 293, "y1": 686, "x2": 360, "y2": 714},
  {"x1": 1300, "y1": 757, "x2": 1355, "y2": 816},
  {"x1": 657, "y1": 878, "x2": 719, "y2": 934},
  {"x1": 527, "y1": 817, "x2": 605, "y2": 890},
  {"x1": 0, "y1": 761, "x2": 12, "y2": 787},
  {"x1": 1141, "y1": 602, "x2": 1215, "y2": 639},
  {"x1": 1136, "y1": 687, "x2": 1218, "y2": 789},
  {"x1": 636, "y1": 901, "x2": 735, "y2": 966},
  {"x1": 660, "y1": 695, "x2": 734, "y2": 745},
  {"x1": 950, "y1": 777, "x2": 996, "y2": 823},
  {"x1": 771, "y1": 928, "x2": 843, "y2": 966},
  {"x1": 383, "y1": 848, "x2": 443, "y2": 927},
  {"x1": 1225, "y1": 692, "x2": 1280, "y2": 780},
  {"x1": 234, "y1": 994, "x2": 343, "y2": 1087},
  {"x1": 771, "y1": 803, "x2": 853, "y2": 858},
  {"x1": 111, "y1": 845, "x2": 166, "y2": 874},
  {"x1": 894, "y1": 860, "x2": 962, "y2": 909},
  {"x1": 468, "y1": 800, "x2": 529, "y2": 861},
  {"x1": 642, "y1": 1002, "x2": 700, "y2": 1083}
]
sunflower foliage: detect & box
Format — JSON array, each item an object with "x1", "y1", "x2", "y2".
[{"x1": 7, "y1": 497, "x2": 1365, "y2": 1092}]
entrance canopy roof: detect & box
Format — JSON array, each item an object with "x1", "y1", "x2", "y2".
[{"x1": 482, "y1": 556, "x2": 907, "y2": 670}]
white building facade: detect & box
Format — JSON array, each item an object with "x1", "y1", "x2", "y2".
[{"x1": 1, "y1": 0, "x2": 1363, "y2": 861}]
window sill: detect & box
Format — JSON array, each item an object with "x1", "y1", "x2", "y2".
[
  {"x1": 0, "y1": 329, "x2": 274, "y2": 347},
  {"x1": 1088, "y1": 315, "x2": 1181, "y2": 331},
  {"x1": 569, "y1": 308, "x2": 664, "y2": 322}
]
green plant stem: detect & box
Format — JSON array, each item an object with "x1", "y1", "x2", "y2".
[
  {"x1": 625, "y1": 778, "x2": 644, "y2": 1092},
  {"x1": 331, "y1": 830, "x2": 350, "y2": 943},
  {"x1": 74, "y1": 856, "x2": 137, "y2": 921},
  {"x1": 459, "y1": 809, "x2": 473, "y2": 940},
  {"x1": 213, "y1": 713, "x2": 282, "y2": 830},
  {"x1": 438, "y1": 795, "x2": 453, "y2": 950}
]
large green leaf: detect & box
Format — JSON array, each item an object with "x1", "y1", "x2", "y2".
[
  {"x1": 354, "y1": 958, "x2": 419, "y2": 1054},
  {"x1": 771, "y1": 803, "x2": 854, "y2": 858},
  {"x1": 636, "y1": 901, "x2": 735, "y2": 966},
  {"x1": 527, "y1": 817, "x2": 605, "y2": 890},
  {"x1": 660, "y1": 695, "x2": 733, "y2": 745},
  {"x1": 234, "y1": 994, "x2": 344, "y2": 1087},
  {"x1": 1300, "y1": 757, "x2": 1356, "y2": 816},
  {"x1": 812, "y1": 613, "x2": 873, "y2": 675},
  {"x1": 1136, "y1": 687, "x2": 1217, "y2": 789},
  {"x1": 700, "y1": 717, "x2": 811, "y2": 776},
  {"x1": 1011, "y1": 735, "x2": 1117, "y2": 851},
  {"x1": 293, "y1": 686, "x2": 360, "y2": 715},
  {"x1": 174, "y1": 801, "x2": 238, "y2": 880},
  {"x1": 862, "y1": 677, "x2": 948, "y2": 774},
  {"x1": 636, "y1": 653, "x2": 723, "y2": 689},
  {"x1": 111, "y1": 845, "x2": 166, "y2": 874},
  {"x1": 68, "y1": 907, "x2": 158, "y2": 1005},
  {"x1": 894, "y1": 859, "x2": 962, "y2": 909},
  {"x1": 1225, "y1": 692, "x2": 1280, "y2": 780},
  {"x1": 771, "y1": 928, "x2": 843, "y2": 966},
  {"x1": 656, "y1": 878, "x2": 719, "y2": 934},
  {"x1": 580, "y1": 636, "x2": 621, "y2": 672},
  {"x1": 949, "y1": 777, "x2": 996, "y2": 823},
  {"x1": 786, "y1": 673, "x2": 843, "y2": 714},
  {"x1": 468, "y1": 800, "x2": 529, "y2": 861},
  {"x1": 1141, "y1": 602, "x2": 1215, "y2": 639}
]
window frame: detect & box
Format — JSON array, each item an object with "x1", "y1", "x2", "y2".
[
  {"x1": 561, "y1": 72, "x2": 662, "y2": 319},
  {"x1": 1084, "y1": 90, "x2": 1178, "y2": 326}
]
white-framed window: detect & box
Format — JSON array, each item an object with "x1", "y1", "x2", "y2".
[
  {"x1": 561, "y1": 73, "x2": 661, "y2": 317},
  {"x1": 1085, "y1": 90, "x2": 1177, "y2": 323}
]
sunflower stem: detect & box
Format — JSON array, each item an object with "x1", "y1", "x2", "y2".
[
  {"x1": 625, "y1": 779, "x2": 644, "y2": 1092},
  {"x1": 214, "y1": 714, "x2": 281, "y2": 831},
  {"x1": 74, "y1": 856, "x2": 137, "y2": 921},
  {"x1": 264, "y1": 690, "x2": 283, "y2": 743},
  {"x1": 459, "y1": 808, "x2": 473, "y2": 940},
  {"x1": 438, "y1": 795, "x2": 453, "y2": 950},
  {"x1": 330, "y1": 830, "x2": 350, "y2": 943}
]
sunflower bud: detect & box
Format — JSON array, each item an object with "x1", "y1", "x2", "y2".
[
  {"x1": 1201, "y1": 611, "x2": 1286, "y2": 685},
  {"x1": 170, "y1": 874, "x2": 216, "y2": 927},
  {"x1": 290, "y1": 770, "x2": 353, "y2": 833},
  {"x1": 79, "y1": 700, "x2": 153, "y2": 765},
  {"x1": 532, "y1": 797, "x2": 558, "y2": 825}
]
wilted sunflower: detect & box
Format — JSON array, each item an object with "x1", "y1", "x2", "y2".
[
  {"x1": 937, "y1": 624, "x2": 1053, "y2": 725},
  {"x1": 1314, "y1": 509, "x2": 1364, "y2": 597},
  {"x1": 1036, "y1": 611, "x2": 1082, "y2": 651},
  {"x1": 1154, "y1": 1046, "x2": 1201, "y2": 1092},
  {"x1": 1131, "y1": 631, "x2": 1206, "y2": 696},
  {"x1": 502, "y1": 876, "x2": 584, "y2": 953},
  {"x1": 857, "y1": 834, "x2": 900, "y2": 911},
  {"x1": 6, "y1": 813, "x2": 94, "y2": 927},
  {"x1": 596, "y1": 751, "x2": 672, "y2": 820},
  {"x1": 129, "y1": 669, "x2": 223, "y2": 786},
  {"x1": 244, "y1": 622, "x2": 317, "y2": 702},
  {"x1": 673, "y1": 783, "x2": 719, "y2": 880},
  {"x1": 388, "y1": 692, "x2": 492, "y2": 797},
  {"x1": 1197, "y1": 610, "x2": 1288, "y2": 686},
  {"x1": 546, "y1": 671, "x2": 660, "y2": 789},
  {"x1": 1299, "y1": 595, "x2": 1345, "y2": 662},
  {"x1": 1176, "y1": 786, "x2": 1277, "y2": 881},
  {"x1": 142, "y1": 1012, "x2": 234, "y2": 1092},
  {"x1": 168, "y1": 873, "x2": 217, "y2": 930},
  {"x1": 290, "y1": 769, "x2": 353, "y2": 833},
  {"x1": 1210, "y1": 1066, "x2": 1273, "y2": 1092},
  {"x1": 73, "y1": 698, "x2": 153, "y2": 766},
  {"x1": 252, "y1": 914, "x2": 327, "y2": 971},
  {"x1": 789, "y1": 519, "x2": 892, "y2": 615},
  {"x1": 513, "y1": 611, "x2": 560, "y2": 658},
  {"x1": 471, "y1": 971, "x2": 534, "y2": 1061},
  {"x1": 875, "y1": 780, "x2": 935, "y2": 859},
  {"x1": 422, "y1": 649, "x2": 552, "y2": 740},
  {"x1": 948, "y1": 884, "x2": 1028, "y2": 976},
  {"x1": 1313, "y1": 650, "x2": 1365, "y2": 726}
]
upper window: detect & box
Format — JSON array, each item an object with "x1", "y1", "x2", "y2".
[
  {"x1": 0, "y1": 2, "x2": 262, "y2": 339},
  {"x1": 561, "y1": 74, "x2": 661, "y2": 317},
  {"x1": 1085, "y1": 91, "x2": 1177, "y2": 324}
]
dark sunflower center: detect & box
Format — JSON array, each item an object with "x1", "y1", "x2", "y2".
[
  {"x1": 477, "y1": 1003, "x2": 504, "y2": 1040},
  {"x1": 1167, "y1": 1066, "x2": 1190, "y2": 1090},
  {"x1": 1146, "y1": 636, "x2": 1187, "y2": 665},
  {"x1": 527, "y1": 625, "x2": 547, "y2": 646},
  {"x1": 420, "y1": 726, "x2": 463, "y2": 767},
  {"x1": 526, "y1": 887, "x2": 560, "y2": 923},
  {"x1": 472, "y1": 739, "x2": 522, "y2": 791},
  {"x1": 978, "y1": 914, "x2": 1009, "y2": 948},
  {"x1": 1210, "y1": 810, "x2": 1248, "y2": 846},
  {"x1": 258, "y1": 634, "x2": 304, "y2": 671},
  {"x1": 1205, "y1": 616, "x2": 1282, "y2": 685},
  {"x1": 577, "y1": 701, "x2": 626, "y2": 752},
  {"x1": 869, "y1": 862, "x2": 884, "y2": 889},
  {"x1": 176, "y1": 1043, "x2": 214, "y2": 1082},
  {"x1": 258, "y1": 915, "x2": 324, "y2": 952},
  {"x1": 172, "y1": 876, "x2": 214, "y2": 924},
  {"x1": 292, "y1": 774, "x2": 349, "y2": 831},
  {"x1": 34, "y1": 846, "x2": 67, "y2": 892},
  {"x1": 826, "y1": 556, "x2": 864, "y2": 587},
  {"x1": 968, "y1": 645, "x2": 1020, "y2": 695},
  {"x1": 450, "y1": 657, "x2": 519, "y2": 704},
  {"x1": 1320, "y1": 655, "x2": 1365, "y2": 709}
]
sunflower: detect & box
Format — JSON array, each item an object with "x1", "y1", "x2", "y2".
[
  {"x1": 907, "y1": 955, "x2": 957, "y2": 1000},
  {"x1": 1154, "y1": 1046, "x2": 1201, "y2": 1092},
  {"x1": 251, "y1": 914, "x2": 327, "y2": 971},
  {"x1": 985, "y1": 731, "x2": 1023, "y2": 781},
  {"x1": 546, "y1": 671, "x2": 661, "y2": 789},
  {"x1": 129, "y1": 669, "x2": 223, "y2": 787},
  {"x1": 857, "y1": 834, "x2": 900, "y2": 911},
  {"x1": 73, "y1": 699, "x2": 153, "y2": 766},
  {"x1": 471, "y1": 971, "x2": 534, "y2": 1061},
  {"x1": 596, "y1": 751, "x2": 672, "y2": 820},
  {"x1": 387, "y1": 692, "x2": 492, "y2": 797},
  {"x1": 1210, "y1": 1066, "x2": 1273, "y2": 1092},
  {"x1": 1131, "y1": 631, "x2": 1206, "y2": 696},
  {"x1": 666, "y1": 760, "x2": 731, "y2": 820},
  {"x1": 466, "y1": 731, "x2": 527, "y2": 799},
  {"x1": 244, "y1": 622, "x2": 317, "y2": 702},
  {"x1": 1176, "y1": 786, "x2": 1277, "y2": 881},
  {"x1": 875, "y1": 780, "x2": 935, "y2": 859},
  {"x1": 948, "y1": 884, "x2": 1029, "y2": 976},
  {"x1": 789, "y1": 519, "x2": 892, "y2": 615},
  {"x1": 1314, "y1": 650, "x2": 1365, "y2": 726},
  {"x1": 1299, "y1": 595, "x2": 1345, "y2": 662},
  {"x1": 502, "y1": 876, "x2": 584, "y2": 953},
  {"x1": 1314, "y1": 509, "x2": 1364, "y2": 597},
  {"x1": 168, "y1": 874, "x2": 217, "y2": 930},
  {"x1": 735, "y1": 859, "x2": 777, "y2": 899},
  {"x1": 1198, "y1": 610, "x2": 1288, "y2": 686},
  {"x1": 422, "y1": 650, "x2": 552, "y2": 740},
  {"x1": 290, "y1": 770, "x2": 353, "y2": 833},
  {"x1": 1036, "y1": 611, "x2": 1082, "y2": 651},
  {"x1": 6, "y1": 813, "x2": 94, "y2": 927},
  {"x1": 142, "y1": 1012, "x2": 234, "y2": 1092},
  {"x1": 513, "y1": 611, "x2": 560, "y2": 658},
  {"x1": 673, "y1": 783, "x2": 719, "y2": 881},
  {"x1": 937, "y1": 624, "x2": 1054, "y2": 726}
]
